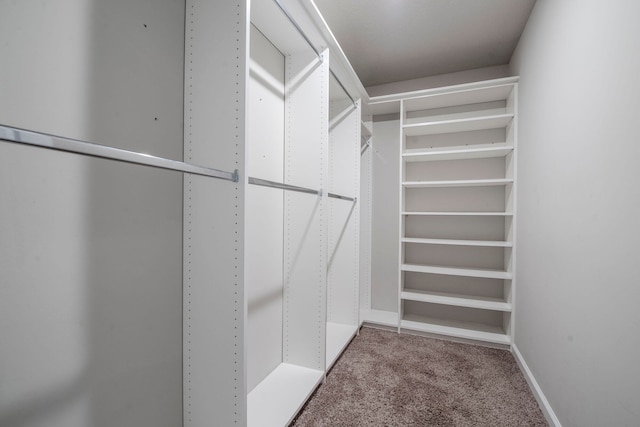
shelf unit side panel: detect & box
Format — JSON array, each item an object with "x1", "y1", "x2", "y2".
[
  {"x1": 282, "y1": 49, "x2": 329, "y2": 371},
  {"x1": 327, "y1": 101, "x2": 360, "y2": 326},
  {"x1": 184, "y1": 1, "x2": 248, "y2": 425},
  {"x1": 505, "y1": 84, "x2": 518, "y2": 340},
  {"x1": 359, "y1": 123, "x2": 373, "y2": 313},
  {"x1": 246, "y1": 26, "x2": 286, "y2": 393}
]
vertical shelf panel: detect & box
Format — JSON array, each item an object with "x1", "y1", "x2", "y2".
[
  {"x1": 359, "y1": 121, "x2": 373, "y2": 318},
  {"x1": 326, "y1": 91, "x2": 361, "y2": 368},
  {"x1": 327, "y1": 98, "x2": 360, "y2": 327},
  {"x1": 246, "y1": 26, "x2": 286, "y2": 392},
  {"x1": 184, "y1": 1, "x2": 248, "y2": 426},
  {"x1": 282, "y1": 49, "x2": 329, "y2": 371}
]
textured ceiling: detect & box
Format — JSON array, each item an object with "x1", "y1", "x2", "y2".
[{"x1": 314, "y1": 0, "x2": 536, "y2": 88}]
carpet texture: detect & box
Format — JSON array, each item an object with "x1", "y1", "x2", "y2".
[{"x1": 292, "y1": 327, "x2": 547, "y2": 426}]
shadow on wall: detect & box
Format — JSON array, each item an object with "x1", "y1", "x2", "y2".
[{"x1": 0, "y1": 1, "x2": 184, "y2": 426}]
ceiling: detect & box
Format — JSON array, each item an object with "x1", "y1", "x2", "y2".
[{"x1": 313, "y1": 0, "x2": 536, "y2": 89}]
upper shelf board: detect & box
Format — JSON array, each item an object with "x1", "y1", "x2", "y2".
[
  {"x1": 367, "y1": 77, "x2": 519, "y2": 116},
  {"x1": 403, "y1": 144, "x2": 513, "y2": 162},
  {"x1": 402, "y1": 211, "x2": 514, "y2": 216},
  {"x1": 402, "y1": 178, "x2": 513, "y2": 188},
  {"x1": 402, "y1": 84, "x2": 514, "y2": 113},
  {"x1": 401, "y1": 264, "x2": 512, "y2": 280},
  {"x1": 403, "y1": 114, "x2": 514, "y2": 136},
  {"x1": 402, "y1": 237, "x2": 513, "y2": 247}
]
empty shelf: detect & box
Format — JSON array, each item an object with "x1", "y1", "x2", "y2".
[
  {"x1": 402, "y1": 211, "x2": 514, "y2": 216},
  {"x1": 402, "y1": 237, "x2": 512, "y2": 247},
  {"x1": 403, "y1": 114, "x2": 514, "y2": 136},
  {"x1": 403, "y1": 178, "x2": 513, "y2": 188},
  {"x1": 401, "y1": 314, "x2": 511, "y2": 345},
  {"x1": 401, "y1": 264, "x2": 512, "y2": 280},
  {"x1": 401, "y1": 290, "x2": 512, "y2": 312},
  {"x1": 326, "y1": 322, "x2": 358, "y2": 370},
  {"x1": 248, "y1": 363, "x2": 324, "y2": 427},
  {"x1": 402, "y1": 84, "x2": 515, "y2": 112},
  {"x1": 403, "y1": 144, "x2": 513, "y2": 162}
]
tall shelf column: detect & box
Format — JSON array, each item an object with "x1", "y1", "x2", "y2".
[
  {"x1": 183, "y1": 0, "x2": 248, "y2": 425},
  {"x1": 398, "y1": 80, "x2": 518, "y2": 346}
]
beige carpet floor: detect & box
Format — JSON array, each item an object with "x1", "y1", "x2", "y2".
[{"x1": 292, "y1": 327, "x2": 547, "y2": 426}]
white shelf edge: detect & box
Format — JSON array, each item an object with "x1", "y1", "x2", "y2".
[
  {"x1": 401, "y1": 290, "x2": 512, "y2": 312},
  {"x1": 402, "y1": 211, "x2": 514, "y2": 217},
  {"x1": 402, "y1": 237, "x2": 512, "y2": 247},
  {"x1": 326, "y1": 322, "x2": 358, "y2": 370},
  {"x1": 360, "y1": 309, "x2": 399, "y2": 327},
  {"x1": 403, "y1": 144, "x2": 513, "y2": 162},
  {"x1": 247, "y1": 363, "x2": 324, "y2": 427},
  {"x1": 401, "y1": 263, "x2": 512, "y2": 280},
  {"x1": 403, "y1": 113, "x2": 514, "y2": 136},
  {"x1": 369, "y1": 76, "x2": 519, "y2": 105},
  {"x1": 401, "y1": 316, "x2": 511, "y2": 346},
  {"x1": 402, "y1": 178, "x2": 513, "y2": 188}
]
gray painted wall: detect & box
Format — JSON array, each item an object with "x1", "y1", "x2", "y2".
[
  {"x1": 0, "y1": 1, "x2": 185, "y2": 426},
  {"x1": 510, "y1": 1, "x2": 640, "y2": 425},
  {"x1": 371, "y1": 120, "x2": 400, "y2": 312}
]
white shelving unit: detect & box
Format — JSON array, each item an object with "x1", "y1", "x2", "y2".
[
  {"x1": 398, "y1": 79, "x2": 518, "y2": 347},
  {"x1": 325, "y1": 73, "x2": 361, "y2": 371}
]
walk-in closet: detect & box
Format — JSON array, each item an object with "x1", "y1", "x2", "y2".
[{"x1": 2, "y1": 1, "x2": 639, "y2": 427}]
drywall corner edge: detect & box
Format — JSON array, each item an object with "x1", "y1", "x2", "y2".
[{"x1": 511, "y1": 344, "x2": 562, "y2": 427}]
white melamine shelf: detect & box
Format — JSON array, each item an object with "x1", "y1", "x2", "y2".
[
  {"x1": 402, "y1": 211, "x2": 514, "y2": 216},
  {"x1": 402, "y1": 237, "x2": 512, "y2": 247},
  {"x1": 326, "y1": 322, "x2": 358, "y2": 369},
  {"x1": 248, "y1": 363, "x2": 324, "y2": 427},
  {"x1": 401, "y1": 289, "x2": 512, "y2": 312},
  {"x1": 402, "y1": 178, "x2": 513, "y2": 188},
  {"x1": 403, "y1": 114, "x2": 514, "y2": 136},
  {"x1": 403, "y1": 144, "x2": 513, "y2": 162},
  {"x1": 401, "y1": 264, "x2": 512, "y2": 280},
  {"x1": 401, "y1": 314, "x2": 510, "y2": 345},
  {"x1": 360, "y1": 309, "x2": 399, "y2": 327},
  {"x1": 402, "y1": 84, "x2": 514, "y2": 112}
]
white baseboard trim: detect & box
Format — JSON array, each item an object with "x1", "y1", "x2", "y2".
[{"x1": 511, "y1": 344, "x2": 562, "y2": 427}]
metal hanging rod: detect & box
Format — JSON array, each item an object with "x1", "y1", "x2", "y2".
[
  {"x1": 330, "y1": 69, "x2": 356, "y2": 108},
  {"x1": 328, "y1": 192, "x2": 357, "y2": 202},
  {"x1": 248, "y1": 176, "x2": 321, "y2": 196},
  {"x1": 273, "y1": 0, "x2": 322, "y2": 60},
  {"x1": 0, "y1": 124, "x2": 239, "y2": 182},
  {"x1": 361, "y1": 139, "x2": 372, "y2": 156}
]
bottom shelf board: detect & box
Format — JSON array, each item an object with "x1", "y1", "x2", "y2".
[
  {"x1": 326, "y1": 322, "x2": 358, "y2": 369},
  {"x1": 401, "y1": 314, "x2": 510, "y2": 346},
  {"x1": 247, "y1": 363, "x2": 324, "y2": 427},
  {"x1": 360, "y1": 309, "x2": 399, "y2": 327}
]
